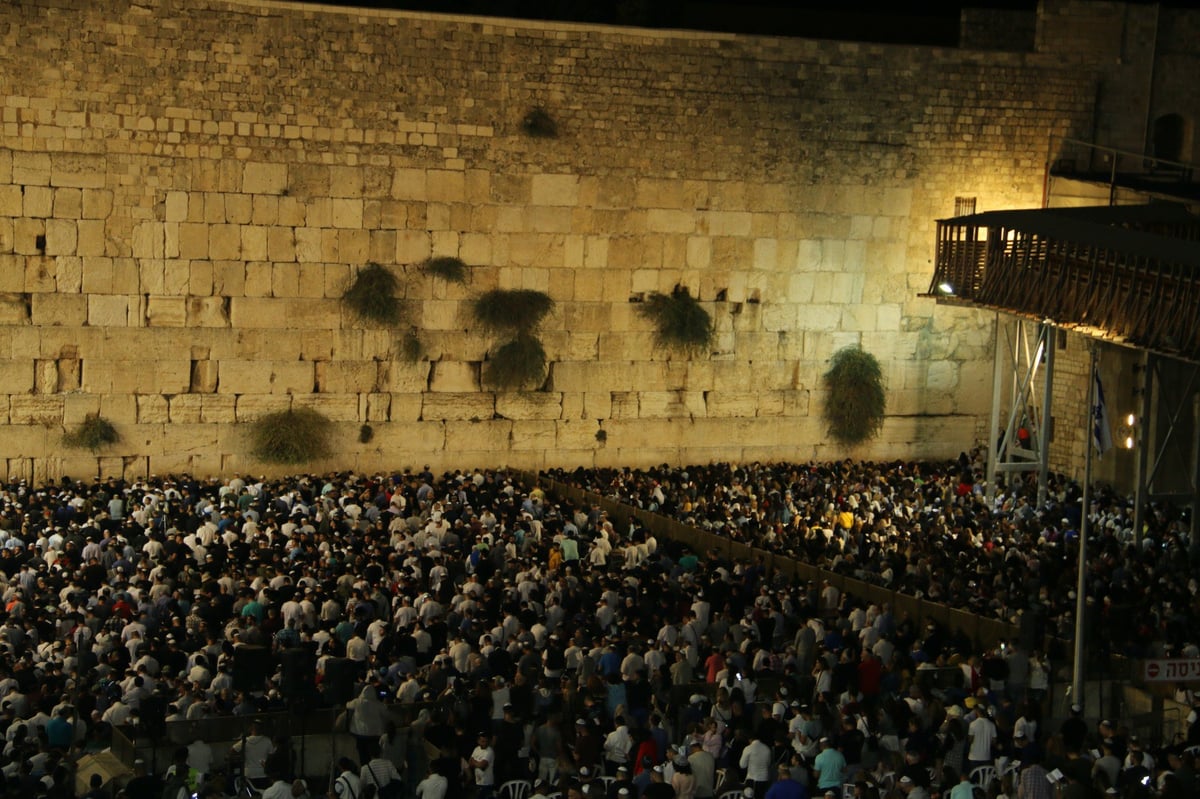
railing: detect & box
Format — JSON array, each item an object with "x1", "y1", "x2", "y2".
[
  {"x1": 927, "y1": 216, "x2": 1200, "y2": 363},
  {"x1": 1051, "y1": 137, "x2": 1198, "y2": 197}
]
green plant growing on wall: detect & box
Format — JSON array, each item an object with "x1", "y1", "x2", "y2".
[
  {"x1": 522, "y1": 107, "x2": 558, "y2": 138},
  {"x1": 342, "y1": 263, "x2": 402, "y2": 325},
  {"x1": 423, "y1": 256, "x2": 470, "y2": 284},
  {"x1": 822, "y1": 346, "x2": 886, "y2": 446},
  {"x1": 637, "y1": 286, "x2": 714, "y2": 356},
  {"x1": 249, "y1": 407, "x2": 333, "y2": 464},
  {"x1": 472, "y1": 289, "x2": 555, "y2": 335},
  {"x1": 472, "y1": 289, "x2": 555, "y2": 390},
  {"x1": 400, "y1": 328, "x2": 424, "y2": 362},
  {"x1": 63, "y1": 414, "x2": 119, "y2": 452},
  {"x1": 483, "y1": 333, "x2": 547, "y2": 390}
]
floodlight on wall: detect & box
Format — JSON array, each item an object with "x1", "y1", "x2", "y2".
[
  {"x1": 1117, "y1": 412, "x2": 1137, "y2": 450},
  {"x1": 937, "y1": 281, "x2": 955, "y2": 295}
]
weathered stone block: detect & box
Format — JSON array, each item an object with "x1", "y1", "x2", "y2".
[
  {"x1": 294, "y1": 393, "x2": 359, "y2": 421},
  {"x1": 232, "y1": 394, "x2": 290, "y2": 422},
  {"x1": 31, "y1": 294, "x2": 86, "y2": 326},
  {"x1": 428, "y1": 361, "x2": 479, "y2": 393},
  {"x1": 136, "y1": 395, "x2": 170, "y2": 424},
  {"x1": 495, "y1": 392, "x2": 563, "y2": 420},
  {"x1": 188, "y1": 296, "x2": 229, "y2": 327},
  {"x1": 10, "y1": 395, "x2": 64, "y2": 425},
  {"x1": 0, "y1": 360, "x2": 34, "y2": 393},
  {"x1": 49, "y1": 153, "x2": 105, "y2": 189},
  {"x1": 421, "y1": 393, "x2": 494, "y2": 421},
  {"x1": 178, "y1": 223, "x2": 209, "y2": 259},
  {"x1": 388, "y1": 393, "x2": 423, "y2": 422},
  {"x1": 510, "y1": 420, "x2": 556, "y2": 450},
  {"x1": 321, "y1": 361, "x2": 377, "y2": 393},
  {"x1": 242, "y1": 162, "x2": 287, "y2": 195},
  {"x1": 62, "y1": 393, "x2": 101, "y2": 425},
  {"x1": 87, "y1": 295, "x2": 129, "y2": 327},
  {"x1": 426, "y1": 170, "x2": 465, "y2": 202},
  {"x1": 164, "y1": 391, "x2": 199, "y2": 422},
  {"x1": 365, "y1": 393, "x2": 390, "y2": 422}
]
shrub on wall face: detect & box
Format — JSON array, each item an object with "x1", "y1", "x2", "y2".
[
  {"x1": 637, "y1": 286, "x2": 714, "y2": 356},
  {"x1": 822, "y1": 346, "x2": 886, "y2": 446},
  {"x1": 342, "y1": 263, "x2": 402, "y2": 325},
  {"x1": 483, "y1": 333, "x2": 548, "y2": 390},
  {"x1": 63, "y1": 414, "x2": 119, "y2": 452},
  {"x1": 423, "y1": 256, "x2": 470, "y2": 284},
  {"x1": 249, "y1": 408, "x2": 333, "y2": 464},
  {"x1": 471, "y1": 289, "x2": 555, "y2": 336}
]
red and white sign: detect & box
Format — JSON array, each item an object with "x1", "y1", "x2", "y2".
[{"x1": 1143, "y1": 658, "x2": 1200, "y2": 682}]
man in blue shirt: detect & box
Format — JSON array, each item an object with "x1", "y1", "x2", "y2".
[
  {"x1": 765, "y1": 764, "x2": 808, "y2": 799},
  {"x1": 813, "y1": 737, "x2": 846, "y2": 793}
]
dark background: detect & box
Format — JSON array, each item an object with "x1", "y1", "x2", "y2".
[{"x1": 300, "y1": 0, "x2": 1044, "y2": 46}]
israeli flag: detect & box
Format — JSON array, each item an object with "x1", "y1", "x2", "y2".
[{"x1": 1092, "y1": 368, "x2": 1113, "y2": 456}]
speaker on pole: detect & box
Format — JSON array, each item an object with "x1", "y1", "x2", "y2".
[{"x1": 232, "y1": 645, "x2": 272, "y2": 693}]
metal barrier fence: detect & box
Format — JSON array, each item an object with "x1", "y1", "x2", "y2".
[{"x1": 533, "y1": 473, "x2": 1024, "y2": 653}]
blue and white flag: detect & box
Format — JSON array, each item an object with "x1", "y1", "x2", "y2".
[{"x1": 1092, "y1": 368, "x2": 1113, "y2": 456}]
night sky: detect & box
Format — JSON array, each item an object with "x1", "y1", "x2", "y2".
[{"x1": 300, "y1": 0, "x2": 1044, "y2": 46}]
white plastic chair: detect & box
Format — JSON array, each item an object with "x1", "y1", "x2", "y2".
[
  {"x1": 970, "y1": 765, "x2": 997, "y2": 788},
  {"x1": 718, "y1": 790, "x2": 747, "y2": 799},
  {"x1": 499, "y1": 780, "x2": 532, "y2": 799}
]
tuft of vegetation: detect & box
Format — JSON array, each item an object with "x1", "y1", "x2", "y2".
[
  {"x1": 472, "y1": 289, "x2": 555, "y2": 336},
  {"x1": 249, "y1": 408, "x2": 333, "y2": 465},
  {"x1": 63, "y1": 414, "x2": 119, "y2": 452},
  {"x1": 342, "y1": 263, "x2": 402, "y2": 326},
  {"x1": 423, "y1": 256, "x2": 470, "y2": 284},
  {"x1": 522, "y1": 107, "x2": 558, "y2": 138},
  {"x1": 400, "y1": 328, "x2": 424, "y2": 362},
  {"x1": 483, "y1": 334, "x2": 547, "y2": 390},
  {"x1": 637, "y1": 286, "x2": 714, "y2": 356},
  {"x1": 358, "y1": 424, "x2": 374, "y2": 444},
  {"x1": 595, "y1": 428, "x2": 608, "y2": 443},
  {"x1": 822, "y1": 346, "x2": 887, "y2": 446}
]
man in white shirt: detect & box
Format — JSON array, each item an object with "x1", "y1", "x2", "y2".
[
  {"x1": 468, "y1": 732, "x2": 495, "y2": 799},
  {"x1": 739, "y1": 730, "x2": 773, "y2": 794},
  {"x1": 415, "y1": 765, "x2": 447, "y2": 799},
  {"x1": 967, "y1": 706, "x2": 997, "y2": 772}
]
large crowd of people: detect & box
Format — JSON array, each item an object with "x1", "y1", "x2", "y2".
[{"x1": 0, "y1": 459, "x2": 1193, "y2": 799}]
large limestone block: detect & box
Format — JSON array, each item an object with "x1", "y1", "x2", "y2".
[
  {"x1": 50, "y1": 153, "x2": 106, "y2": 189},
  {"x1": 178, "y1": 223, "x2": 208, "y2": 259},
  {"x1": 0, "y1": 361, "x2": 34, "y2": 393},
  {"x1": 531, "y1": 174, "x2": 579, "y2": 207},
  {"x1": 161, "y1": 423, "x2": 220, "y2": 456},
  {"x1": 12, "y1": 152, "x2": 50, "y2": 186},
  {"x1": 332, "y1": 199, "x2": 363, "y2": 229},
  {"x1": 365, "y1": 393, "x2": 390, "y2": 422},
  {"x1": 182, "y1": 296, "x2": 224, "y2": 327},
  {"x1": 495, "y1": 393, "x2": 563, "y2": 420},
  {"x1": 555, "y1": 419, "x2": 601, "y2": 450},
  {"x1": 0, "y1": 186, "x2": 19, "y2": 217},
  {"x1": 1, "y1": 425, "x2": 50, "y2": 456},
  {"x1": 62, "y1": 394, "x2": 101, "y2": 425},
  {"x1": 638, "y1": 391, "x2": 706, "y2": 419},
  {"x1": 44, "y1": 220, "x2": 77, "y2": 256},
  {"x1": 705, "y1": 392, "x2": 759, "y2": 418},
  {"x1": 145, "y1": 295, "x2": 184, "y2": 328},
  {"x1": 209, "y1": 225, "x2": 241, "y2": 260},
  {"x1": 136, "y1": 395, "x2": 170, "y2": 424},
  {"x1": 421, "y1": 393, "x2": 494, "y2": 422},
  {"x1": 31, "y1": 294, "x2": 86, "y2": 326},
  {"x1": 87, "y1": 295, "x2": 130, "y2": 327},
  {"x1": 366, "y1": 418, "x2": 443, "y2": 453},
  {"x1": 242, "y1": 162, "x2": 287, "y2": 195},
  {"x1": 388, "y1": 393, "x2": 423, "y2": 422},
  {"x1": 380, "y1": 361, "x2": 431, "y2": 393},
  {"x1": 218, "y1": 360, "x2": 270, "y2": 394},
  {"x1": 321, "y1": 361, "x2": 378, "y2": 394},
  {"x1": 234, "y1": 394, "x2": 291, "y2": 421},
  {"x1": 646, "y1": 209, "x2": 695, "y2": 234},
  {"x1": 541, "y1": 331, "x2": 599, "y2": 362},
  {"x1": 0, "y1": 294, "x2": 29, "y2": 325},
  {"x1": 510, "y1": 420, "x2": 555, "y2": 451},
  {"x1": 294, "y1": 394, "x2": 359, "y2": 422},
  {"x1": 10, "y1": 395, "x2": 64, "y2": 425},
  {"x1": 169, "y1": 395, "x2": 202, "y2": 423},
  {"x1": 442, "y1": 418, "x2": 510, "y2": 450},
  {"x1": 426, "y1": 170, "x2": 465, "y2": 202},
  {"x1": 428, "y1": 361, "x2": 479, "y2": 393}
]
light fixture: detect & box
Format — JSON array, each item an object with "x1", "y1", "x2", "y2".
[
  {"x1": 1117, "y1": 413, "x2": 1137, "y2": 449},
  {"x1": 937, "y1": 281, "x2": 955, "y2": 295}
]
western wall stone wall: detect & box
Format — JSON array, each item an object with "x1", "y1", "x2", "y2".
[{"x1": 0, "y1": 0, "x2": 1125, "y2": 479}]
